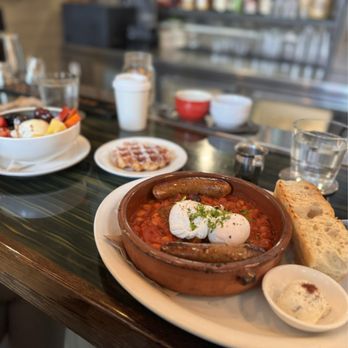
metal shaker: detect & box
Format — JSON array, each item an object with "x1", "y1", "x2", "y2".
[{"x1": 234, "y1": 141, "x2": 269, "y2": 184}]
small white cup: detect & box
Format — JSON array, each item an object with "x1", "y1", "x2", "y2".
[
  {"x1": 210, "y1": 94, "x2": 253, "y2": 129},
  {"x1": 113, "y1": 73, "x2": 151, "y2": 132}
]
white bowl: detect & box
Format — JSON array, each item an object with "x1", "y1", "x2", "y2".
[
  {"x1": 0, "y1": 107, "x2": 80, "y2": 162},
  {"x1": 262, "y1": 264, "x2": 348, "y2": 333},
  {"x1": 210, "y1": 94, "x2": 252, "y2": 129}
]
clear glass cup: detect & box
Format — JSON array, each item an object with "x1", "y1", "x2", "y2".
[
  {"x1": 25, "y1": 56, "x2": 46, "y2": 85},
  {"x1": 281, "y1": 119, "x2": 348, "y2": 195},
  {"x1": 0, "y1": 62, "x2": 13, "y2": 88},
  {"x1": 0, "y1": 33, "x2": 26, "y2": 80},
  {"x1": 37, "y1": 72, "x2": 79, "y2": 109},
  {"x1": 122, "y1": 51, "x2": 155, "y2": 107}
]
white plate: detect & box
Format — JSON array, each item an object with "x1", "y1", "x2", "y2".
[
  {"x1": 94, "y1": 136, "x2": 188, "y2": 178},
  {"x1": 262, "y1": 265, "x2": 348, "y2": 333},
  {"x1": 0, "y1": 135, "x2": 91, "y2": 177},
  {"x1": 94, "y1": 180, "x2": 348, "y2": 348}
]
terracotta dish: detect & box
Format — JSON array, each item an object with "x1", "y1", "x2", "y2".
[{"x1": 118, "y1": 172, "x2": 292, "y2": 296}]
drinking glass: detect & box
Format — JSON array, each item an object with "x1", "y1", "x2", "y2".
[
  {"x1": 0, "y1": 33, "x2": 26, "y2": 79},
  {"x1": 25, "y1": 56, "x2": 45, "y2": 85},
  {"x1": 279, "y1": 119, "x2": 348, "y2": 195},
  {"x1": 37, "y1": 72, "x2": 79, "y2": 108},
  {"x1": 0, "y1": 62, "x2": 12, "y2": 87}
]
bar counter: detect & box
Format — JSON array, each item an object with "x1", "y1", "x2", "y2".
[{"x1": 0, "y1": 86, "x2": 347, "y2": 347}]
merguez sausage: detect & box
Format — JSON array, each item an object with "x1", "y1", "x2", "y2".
[
  {"x1": 152, "y1": 177, "x2": 232, "y2": 199},
  {"x1": 161, "y1": 242, "x2": 265, "y2": 263}
]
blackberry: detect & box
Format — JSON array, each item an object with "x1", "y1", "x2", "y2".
[{"x1": 33, "y1": 108, "x2": 53, "y2": 122}]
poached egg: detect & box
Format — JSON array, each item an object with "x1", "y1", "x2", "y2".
[
  {"x1": 169, "y1": 200, "x2": 210, "y2": 239},
  {"x1": 208, "y1": 213, "x2": 250, "y2": 246},
  {"x1": 169, "y1": 200, "x2": 250, "y2": 245}
]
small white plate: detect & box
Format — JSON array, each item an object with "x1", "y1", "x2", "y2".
[
  {"x1": 262, "y1": 264, "x2": 348, "y2": 333},
  {"x1": 94, "y1": 136, "x2": 188, "y2": 178},
  {"x1": 0, "y1": 135, "x2": 91, "y2": 177}
]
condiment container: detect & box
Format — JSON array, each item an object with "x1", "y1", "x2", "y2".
[{"x1": 234, "y1": 141, "x2": 269, "y2": 184}]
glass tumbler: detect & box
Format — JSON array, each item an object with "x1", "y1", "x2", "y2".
[
  {"x1": 290, "y1": 118, "x2": 347, "y2": 194},
  {"x1": 38, "y1": 72, "x2": 79, "y2": 109},
  {"x1": 122, "y1": 51, "x2": 155, "y2": 107},
  {"x1": 25, "y1": 56, "x2": 46, "y2": 85}
]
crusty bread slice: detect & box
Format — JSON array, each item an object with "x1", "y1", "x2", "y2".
[{"x1": 274, "y1": 179, "x2": 348, "y2": 282}]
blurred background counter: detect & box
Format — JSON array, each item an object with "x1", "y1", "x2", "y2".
[{"x1": 0, "y1": 0, "x2": 347, "y2": 152}]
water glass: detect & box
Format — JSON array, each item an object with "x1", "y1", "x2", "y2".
[
  {"x1": 290, "y1": 119, "x2": 347, "y2": 194},
  {"x1": 0, "y1": 62, "x2": 12, "y2": 87},
  {"x1": 38, "y1": 72, "x2": 79, "y2": 109},
  {"x1": 25, "y1": 56, "x2": 45, "y2": 85}
]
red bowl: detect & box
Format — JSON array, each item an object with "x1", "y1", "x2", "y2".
[{"x1": 175, "y1": 90, "x2": 211, "y2": 122}]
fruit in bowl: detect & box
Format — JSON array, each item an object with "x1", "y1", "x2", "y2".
[
  {"x1": 118, "y1": 172, "x2": 292, "y2": 296},
  {"x1": 0, "y1": 107, "x2": 81, "y2": 162}
]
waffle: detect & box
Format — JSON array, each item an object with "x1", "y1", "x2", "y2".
[{"x1": 111, "y1": 141, "x2": 172, "y2": 172}]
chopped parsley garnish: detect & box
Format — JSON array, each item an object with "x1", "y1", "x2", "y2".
[
  {"x1": 188, "y1": 204, "x2": 230, "y2": 232},
  {"x1": 239, "y1": 209, "x2": 255, "y2": 222}
]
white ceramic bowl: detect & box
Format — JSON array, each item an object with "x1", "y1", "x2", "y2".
[
  {"x1": 262, "y1": 264, "x2": 348, "y2": 333},
  {"x1": 210, "y1": 94, "x2": 252, "y2": 129},
  {"x1": 0, "y1": 107, "x2": 80, "y2": 162}
]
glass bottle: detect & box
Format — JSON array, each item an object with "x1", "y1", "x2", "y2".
[
  {"x1": 180, "y1": 0, "x2": 195, "y2": 10},
  {"x1": 122, "y1": 51, "x2": 156, "y2": 107},
  {"x1": 212, "y1": 0, "x2": 227, "y2": 12},
  {"x1": 244, "y1": 0, "x2": 258, "y2": 14},
  {"x1": 196, "y1": 0, "x2": 210, "y2": 11},
  {"x1": 309, "y1": 0, "x2": 332, "y2": 19},
  {"x1": 299, "y1": 0, "x2": 311, "y2": 18},
  {"x1": 228, "y1": 0, "x2": 243, "y2": 13},
  {"x1": 259, "y1": 0, "x2": 272, "y2": 15}
]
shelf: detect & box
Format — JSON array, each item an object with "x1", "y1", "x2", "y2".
[
  {"x1": 158, "y1": 8, "x2": 337, "y2": 29},
  {"x1": 180, "y1": 48, "x2": 328, "y2": 68}
]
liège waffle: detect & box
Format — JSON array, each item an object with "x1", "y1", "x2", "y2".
[{"x1": 111, "y1": 141, "x2": 172, "y2": 172}]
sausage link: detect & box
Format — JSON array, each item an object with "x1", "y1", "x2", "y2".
[
  {"x1": 152, "y1": 177, "x2": 232, "y2": 199},
  {"x1": 161, "y1": 242, "x2": 265, "y2": 263}
]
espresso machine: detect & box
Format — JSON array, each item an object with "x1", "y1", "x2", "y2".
[{"x1": 126, "y1": 0, "x2": 158, "y2": 49}]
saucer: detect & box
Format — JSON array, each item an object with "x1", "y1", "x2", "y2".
[{"x1": 0, "y1": 135, "x2": 91, "y2": 177}]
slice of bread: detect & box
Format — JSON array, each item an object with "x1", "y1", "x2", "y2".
[{"x1": 274, "y1": 180, "x2": 348, "y2": 282}]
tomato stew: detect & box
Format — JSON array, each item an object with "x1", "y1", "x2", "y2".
[{"x1": 130, "y1": 194, "x2": 277, "y2": 250}]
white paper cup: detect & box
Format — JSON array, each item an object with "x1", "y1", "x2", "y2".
[{"x1": 113, "y1": 73, "x2": 151, "y2": 131}]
